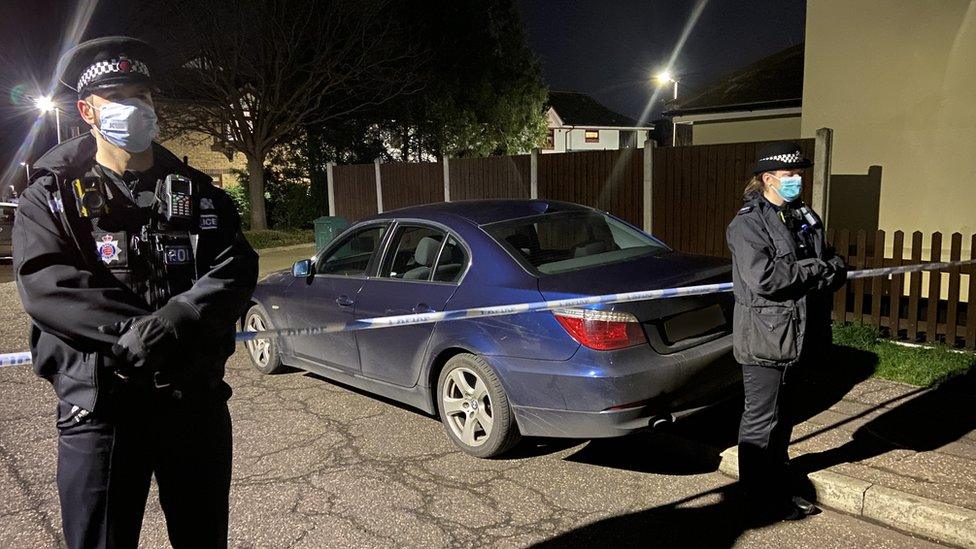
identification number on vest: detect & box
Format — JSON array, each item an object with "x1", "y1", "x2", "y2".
[{"x1": 164, "y1": 245, "x2": 193, "y2": 265}]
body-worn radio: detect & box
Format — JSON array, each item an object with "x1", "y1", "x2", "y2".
[
  {"x1": 155, "y1": 174, "x2": 194, "y2": 227},
  {"x1": 135, "y1": 174, "x2": 198, "y2": 308},
  {"x1": 138, "y1": 228, "x2": 196, "y2": 309},
  {"x1": 71, "y1": 177, "x2": 110, "y2": 217}
]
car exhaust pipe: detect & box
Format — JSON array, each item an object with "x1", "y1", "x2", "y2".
[{"x1": 649, "y1": 414, "x2": 674, "y2": 430}]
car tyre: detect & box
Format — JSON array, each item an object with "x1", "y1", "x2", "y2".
[
  {"x1": 437, "y1": 354, "x2": 521, "y2": 458},
  {"x1": 243, "y1": 304, "x2": 284, "y2": 374}
]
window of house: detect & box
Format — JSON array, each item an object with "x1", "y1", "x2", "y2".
[
  {"x1": 584, "y1": 130, "x2": 600, "y2": 143},
  {"x1": 544, "y1": 130, "x2": 555, "y2": 150}
]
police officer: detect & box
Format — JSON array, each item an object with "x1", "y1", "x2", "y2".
[
  {"x1": 13, "y1": 37, "x2": 258, "y2": 548},
  {"x1": 726, "y1": 142, "x2": 846, "y2": 522}
]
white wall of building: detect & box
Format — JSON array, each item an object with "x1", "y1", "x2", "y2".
[{"x1": 543, "y1": 128, "x2": 649, "y2": 153}]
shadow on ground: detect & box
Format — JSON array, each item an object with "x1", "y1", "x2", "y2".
[
  {"x1": 792, "y1": 363, "x2": 976, "y2": 476},
  {"x1": 530, "y1": 483, "x2": 767, "y2": 549}
]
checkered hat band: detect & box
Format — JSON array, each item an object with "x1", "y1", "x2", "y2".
[
  {"x1": 77, "y1": 58, "x2": 150, "y2": 91},
  {"x1": 759, "y1": 152, "x2": 802, "y2": 164}
]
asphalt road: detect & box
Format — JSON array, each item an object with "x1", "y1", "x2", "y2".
[{"x1": 0, "y1": 278, "x2": 943, "y2": 548}]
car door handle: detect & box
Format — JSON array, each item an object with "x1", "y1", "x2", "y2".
[
  {"x1": 413, "y1": 303, "x2": 435, "y2": 314},
  {"x1": 336, "y1": 295, "x2": 355, "y2": 308}
]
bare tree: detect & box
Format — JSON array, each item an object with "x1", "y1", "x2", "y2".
[{"x1": 150, "y1": 0, "x2": 418, "y2": 230}]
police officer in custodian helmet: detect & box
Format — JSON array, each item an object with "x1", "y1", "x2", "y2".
[
  {"x1": 726, "y1": 142, "x2": 847, "y2": 522},
  {"x1": 13, "y1": 36, "x2": 258, "y2": 548}
]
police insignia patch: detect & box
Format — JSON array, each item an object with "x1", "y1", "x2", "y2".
[
  {"x1": 199, "y1": 214, "x2": 218, "y2": 230},
  {"x1": 97, "y1": 234, "x2": 120, "y2": 264},
  {"x1": 200, "y1": 198, "x2": 215, "y2": 210}
]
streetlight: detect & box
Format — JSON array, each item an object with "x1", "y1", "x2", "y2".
[
  {"x1": 34, "y1": 96, "x2": 62, "y2": 144},
  {"x1": 654, "y1": 70, "x2": 679, "y2": 146},
  {"x1": 19, "y1": 162, "x2": 30, "y2": 184}
]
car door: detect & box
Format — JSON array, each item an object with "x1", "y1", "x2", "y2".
[
  {"x1": 281, "y1": 223, "x2": 389, "y2": 373},
  {"x1": 355, "y1": 223, "x2": 469, "y2": 387}
]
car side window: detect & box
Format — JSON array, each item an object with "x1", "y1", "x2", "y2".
[
  {"x1": 379, "y1": 225, "x2": 445, "y2": 280},
  {"x1": 432, "y1": 236, "x2": 467, "y2": 283},
  {"x1": 0, "y1": 206, "x2": 14, "y2": 222},
  {"x1": 317, "y1": 225, "x2": 386, "y2": 277}
]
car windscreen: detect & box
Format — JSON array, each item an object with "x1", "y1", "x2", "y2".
[{"x1": 485, "y1": 211, "x2": 669, "y2": 275}]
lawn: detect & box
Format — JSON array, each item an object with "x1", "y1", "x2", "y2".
[
  {"x1": 243, "y1": 229, "x2": 314, "y2": 250},
  {"x1": 833, "y1": 323, "x2": 975, "y2": 387}
]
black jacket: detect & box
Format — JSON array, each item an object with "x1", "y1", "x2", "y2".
[
  {"x1": 13, "y1": 134, "x2": 258, "y2": 410},
  {"x1": 726, "y1": 194, "x2": 844, "y2": 368}
]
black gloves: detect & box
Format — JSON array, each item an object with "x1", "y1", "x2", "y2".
[
  {"x1": 99, "y1": 314, "x2": 178, "y2": 371},
  {"x1": 98, "y1": 301, "x2": 198, "y2": 373},
  {"x1": 822, "y1": 255, "x2": 848, "y2": 291}
]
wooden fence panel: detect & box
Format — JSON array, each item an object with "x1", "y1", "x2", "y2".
[
  {"x1": 332, "y1": 163, "x2": 378, "y2": 222},
  {"x1": 537, "y1": 149, "x2": 643, "y2": 227},
  {"x1": 853, "y1": 230, "x2": 867, "y2": 323},
  {"x1": 968, "y1": 234, "x2": 976, "y2": 350},
  {"x1": 380, "y1": 162, "x2": 443, "y2": 211},
  {"x1": 826, "y1": 229, "x2": 972, "y2": 348},
  {"x1": 450, "y1": 155, "x2": 530, "y2": 201},
  {"x1": 869, "y1": 230, "x2": 886, "y2": 328},
  {"x1": 650, "y1": 138, "x2": 814, "y2": 257},
  {"x1": 889, "y1": 231, "x2": 905, "y2": 335},
  {"x1": 925, "y1": 232, "x2": 943, "y2": 343},
  {"x1": 907, "y1": 231, "x2": 923, "y2": 340},
  {"x1": 833, "y1": 229, "x2": 850, "y2": 320},
  {"x1": 946, "y1": 233, "x2": 963, "y2": 344}
]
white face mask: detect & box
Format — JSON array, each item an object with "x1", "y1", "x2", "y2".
[{"x1": 91, "y1": 97, "x2": 159, "y2": 153}]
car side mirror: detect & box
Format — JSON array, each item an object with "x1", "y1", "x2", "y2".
[{"x1": 292, "y1": 259, "x2": 313, "y2": 278}]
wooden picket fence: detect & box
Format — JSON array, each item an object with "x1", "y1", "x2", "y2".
[{"x1": 827, "y1": 229, "x2": 976, "y2": 349}]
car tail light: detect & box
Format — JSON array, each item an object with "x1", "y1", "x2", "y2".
[{"x1": 553, "y1": 308, "x2": 646, "y2": 350}]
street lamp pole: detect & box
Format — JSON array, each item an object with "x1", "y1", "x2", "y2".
[
  {"x1": 654, "y1": 70, "x2": 680, "y2": 146},
  {"x1": 34, "y1": 96, "x2": 63, "y2": 144}
]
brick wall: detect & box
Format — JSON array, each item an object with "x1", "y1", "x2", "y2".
[{"x1": 159, "y1": 131, "x2": 247, "y2": 187}]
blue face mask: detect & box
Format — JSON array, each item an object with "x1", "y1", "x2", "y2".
[
  {"x1": 773, "y1": 174, "x2": 802, "y2": 202},
  {"x1": 91, "y1": 97, "x2": 159, "y2": 153}
]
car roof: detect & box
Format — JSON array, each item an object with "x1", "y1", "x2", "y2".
[
  {"x1": 0, "y1": 202, "x2": 17, "y2": 208},
  {"x1": 373, "y1": 199, "x2": 595, "y2": 226}
]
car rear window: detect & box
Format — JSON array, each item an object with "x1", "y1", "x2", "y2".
[{"x1": 485, "y1": 211, "x2": 669, "y2": 275}]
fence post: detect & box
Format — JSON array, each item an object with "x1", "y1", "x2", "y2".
[
  {"x1": 442, "y1": 156, "x2": 451, "y2": 202},
  {"x1": 530, "y1": 148, "x2": 540, "y2": 199},
  {"x1": 812, "y1": 127, "x2": 833, "y2": 226},
  {"x1": 642, "y1": 139, "x2": 654, "y2": 233},
  {"x1": 373, "y1": 158, "x2": 383, "y2": 213},
  {"x1": 326, "y1": 162, "x2": 336, "y2": 217}
]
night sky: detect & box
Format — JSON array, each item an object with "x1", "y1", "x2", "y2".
[
  {"x1": 0, "y1": 0, "x2": 805, "y2": 185},
  {"x1": 516, "y1": 0, "x2": 806, "y2": 122}
]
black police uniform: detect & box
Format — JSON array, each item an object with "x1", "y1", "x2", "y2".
[
  {"x1": 13, "y1": 37, "x2": 258, "y2": 549},
  {"x1": 725, "y1": 144, "x2": 845, "y2": 519}
]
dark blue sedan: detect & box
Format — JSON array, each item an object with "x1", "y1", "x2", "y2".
[{"x1": 244, "y1": 200, "x2": 739, "y2": 457}]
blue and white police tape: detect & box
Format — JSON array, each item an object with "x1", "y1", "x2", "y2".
[{"x1": 1, "y1": 257, "x2": 974, "y2": 368}]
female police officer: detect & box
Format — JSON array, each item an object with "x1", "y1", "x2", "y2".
[{"x1": 726, "y1": 142, "x2": 846, "y2": 522}]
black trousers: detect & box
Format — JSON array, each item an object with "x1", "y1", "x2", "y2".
[
  {"x1": 56, "y1": 389, "x2": 232, "y2": 549},
  {"x1": 738, "y1": 363, "x2": 799, "y2": 506}
]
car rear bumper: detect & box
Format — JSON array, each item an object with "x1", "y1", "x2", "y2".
[{"x1": 490, "y1": 334, "x2": 741, "y2": 438}]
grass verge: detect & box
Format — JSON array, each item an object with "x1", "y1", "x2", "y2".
[
  {"x1": 243, "y1": 229, "x2": 314, "y2": 250},
  {"x1": 833, "y1": 323, "x2": 975, "y2": 387}
]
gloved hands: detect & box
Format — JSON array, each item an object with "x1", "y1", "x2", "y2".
[
  {"x1": 99, "y1": 313, "x2": 178, "y2": 371},
  {"x1": 823, "y1": 255, "x2": 848, "y2": 291}
]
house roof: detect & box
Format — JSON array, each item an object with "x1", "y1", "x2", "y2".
[
  {"x1": 547, "y1": 91, "x2": 648, "y2": 128},
  {"x1": 666, "y1": 43, "x2": 804, "y2": 116}
]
